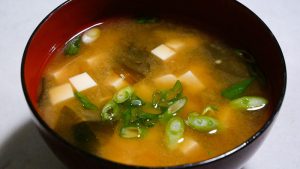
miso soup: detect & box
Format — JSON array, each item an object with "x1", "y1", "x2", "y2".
[{"x1": 38, "y1": 17, "x2": 270, "y2": 167}]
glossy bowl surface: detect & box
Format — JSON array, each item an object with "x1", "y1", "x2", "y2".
[{"x1": 21, "y1": 0, "x2": 286, "y2": 169}]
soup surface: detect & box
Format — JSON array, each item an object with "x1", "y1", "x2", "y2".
[{"x1": 38, "y1": 17, "x2": 270, "y2": 167}]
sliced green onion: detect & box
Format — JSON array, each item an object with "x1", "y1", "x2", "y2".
[
  {"x1": 222, "y1": 78, "x2": 254, "y2": 100},
  {"x1": 131, "y1": 99, "x2": 143, "y2": 107},
  {"x1": 159, "y1": 97, "x2": 187, "y2": 122},
  {"x1": 165, "y1": 80, "x2": 183, "y2": 101},
  {"x1": 165, "y1": 117, "x2": 185, "y2": 149},
  {"x1": 64, "y1": 35, "x2": 81, "y2": 56},
  {"x1": 113, "y1": 86, "x2": 134, "y2": 103},
  {"x1": 186, "y1": 112, "x2": 219, "y2": 133},
  {"x1": 120, "y1": 126, "x2": 143, "y2": 138},
  {"x1": 74, "y1": 92, "x2": 98, "y2": 110},
  {"x1": 122, "y1": 108, "x2": 132, "y2": 127},
  {"x1": 202, "y1": 105, "x2": 218, "y2": 115},
  {"x1": 152, "y1": 90, "x2": 162, "y2": 108},
  {"x1": 166, "y1": 97, "x2": 187, "y2": 115},
  {"x1": 230, "y1": 96, "x2": 268, "y2": 111},
  {"x1": 101, "y1": 101, "x2": 120, "y2": 121},
  {"x1": 134, "y1": 112, "x2": 159, "y2": 128}
]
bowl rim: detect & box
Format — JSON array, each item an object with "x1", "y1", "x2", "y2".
[{"x1": 21, "y1": 0, "x2": 287, "y2": 168}]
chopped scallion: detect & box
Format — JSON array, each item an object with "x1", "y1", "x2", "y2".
[
  {"x1": 101, "y1": 101, "x2": 120, "y2": 121},
  {"x1": 134, "y1": 111, "x2": 159, "y2": 128},
  {"x1": 165, "y1": 80, "x2": 183, "y2": 101},
  {"x1": 230, "y1": 96, "x2": 268, "y2": 111},
  {"x1": 165, "y1": 117, "x2": 185, "y2": 149},
  {"x1": 166, "y1": 97, "x2": 187, "y2": 115},
  {"x1": 113, "y1": 86, "x2": 134, "y2": 103},
  {"x1": 152, "y1": 90, "x2": 162, "y2": 109},
  {"x1": 131, "y1": 99, "x2": 143, "y2": 107},
  {"x1": 222, "y1": 78, "x2": 254, "y2": 100},
  {"x1": 64, "y1": 35, "x2": 81, "y2": 56},
  {"x1": 186, "y1": 112, "x2": 219, "y2": 133},
  {"x1": 74, "y1": 92, "x2": 98, "y2": 110},
  {"x1": 202, "y1": 105, "x2": 218, "y2": 115},
  {"x1": 120, "y1": 126, "x2": 143, "y2": 138},
  {"x1": 160, "y1": 97, "x2": 187, "y2": 122}
]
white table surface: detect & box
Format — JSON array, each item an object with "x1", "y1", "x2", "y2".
[{"x1": 0, "y1": 0, "x2": 299, "y2": 168}]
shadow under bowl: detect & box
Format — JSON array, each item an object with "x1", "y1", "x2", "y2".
[{"x1": 21, "y1": 0, "x2": 286, "y2": 169}]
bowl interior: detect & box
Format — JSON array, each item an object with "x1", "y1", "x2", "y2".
[{"x1": 22, "y1": 0, "x2": 286, "y2": 168}]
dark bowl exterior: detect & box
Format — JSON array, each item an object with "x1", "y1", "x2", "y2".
[{"x1": 21, "y1": 0, "x2": 286, "y2": 169}]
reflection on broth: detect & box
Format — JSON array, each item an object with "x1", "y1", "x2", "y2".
[{"x1": 38, "y1": 18, "x2": 270, "y2": 167}]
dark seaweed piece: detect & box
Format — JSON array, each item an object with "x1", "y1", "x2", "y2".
[
  {"x1": 72, "y1": 122, "x2": 97, "y2": 144},
  {"x1": 54, "y1": 106, "x2": 83, "y2": 141},
  {"x1": 113, "y1": 43, "x2": 151, "y2": 84},
  {"x1": 205, "y1": 43, "x2": 250, "y2": 77},
  {"x1": 112, "y1": 66, "x2": 144, "y2": 84},
  {"x1": 235, "y1": 49, "x2": 256, "y2": 63},
  {"x1": 118, "y1": 43, "x2": 151, "y2": 76},
  {"x1": 235, "y1": 49, "x2": 266, "y2": 85}
]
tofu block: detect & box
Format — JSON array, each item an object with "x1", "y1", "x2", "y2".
[
  {"x1": 165, "y1": 40, "x2": 184, "y2": 50},
  {"x1": 179, "y1": 137, "x2": 200, "y2": 155},
  {"x1": 49, "y1": 83, "x2": 74, "y2": 105},
  {"x1": 217, "y1": 107, "x2": 235, "y2": 129},
  {"x1": 69, "y1": 72, "x2": 97, "y2": 92},
  {"x1": 86, "y1": 56, "x2": 100, "y2": 66},
  {"x1": 151, "y1": 44, "x2": 176, "y2": 61},
  {"x1": 108, "y1": 74, "x2": 129, "y2": 90},
  {"x1": 85, "y1": 53, "x2": 109, "y2": 68},
  {"x1": 179, "y1": 71, "x2": 205, "y2": 93},
  {"x1": 51, "y1": 69, "x2": 63, "y2": 80},
  {"x1": 50, "y1": 58, "x2": 79, "y2": 83},
  {"x1": 154, "y1": 74, "x2": 177, "y2": 89},
  {"x1": 82, "y1": 27, "x2": 101, "y2": 44}
]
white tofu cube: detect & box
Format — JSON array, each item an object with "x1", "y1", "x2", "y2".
[
  {"x1": 86, "y1": 56, "x2": 99, "y2": 65},
  {"x1": 51, "y1": 69, "x2": 63, "y2": 80},
  {"x1": 151, "y1": 44, "x2": 176, "y2": 61},
  {"x1": 69, "y1": 72, "x2": 97, "y2": 92},
  {"x1": 179, "y1": 71, "x2": 205, "y2": 93},
  {"x1": 50, "y1": 59, "x2": 77, "y2": 82},
  {"x1": 82, "y1": 27, "x2": 101, "y2": 44},
  {"x1": 154, "y1": 74, "x2": 177, "y2": 89},
  {"x1": 49, "y1": 83, "x2": 74, "y2": 105},
  {"x1": 110, "y1": 77, "x2": 128, "y2": 90},
  {"x1": 179, "y1": 137, "x2": 200, "y2": 154},
  {"x1": 165, "y1": 40, "x2": 184, "y2": 50}
]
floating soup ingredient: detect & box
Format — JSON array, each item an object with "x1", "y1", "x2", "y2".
[
  {"x1": 230, "y1": 96, "x2": 268, "y2": 111},
  {"x1": 165, "y1": 117, "x2": 185, "y2": 149},
  {"x1": 185, "y1": 112, "x2": 219, "y2": 133},
  {"x1": 74, "y1": 92, "x2": 98, "y2": 110},
  {"x1": 221, "y1": 78, "x2": 254, "y2": 100},
  {"x1": 82, "y1": 27, "x2": 101, "y2": 44},
  {"x1": 64, "y1": 35, "x2": 81, "y2": 56}
]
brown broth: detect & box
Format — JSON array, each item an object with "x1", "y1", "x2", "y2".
[{"x1": 38, "y1": 18, "x2": 271, "y2": 167}]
